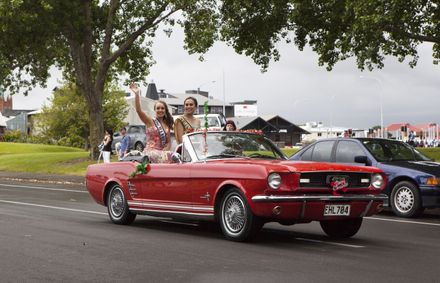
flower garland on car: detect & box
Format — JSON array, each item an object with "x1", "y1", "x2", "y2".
[{"x1": 129, "y1": 160, "x2": 151, "y2": 178}]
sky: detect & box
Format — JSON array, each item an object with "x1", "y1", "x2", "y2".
[{"x1": 12, "y1": 26, "x2": 440, "y2": 129}]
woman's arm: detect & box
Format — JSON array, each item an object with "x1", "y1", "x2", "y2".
[
  {"x1": 174, "y1": 118, "x2": 184, "y2": 145},
  {"x1": 103, "y1": 135, "x2": 111, "y2": 146},
  {"x1": 163, "y1": 130, "x2": 171, "y2": 151},
  {"x1": 130, "y1": 83, "x2": 154, "y2": 128}
]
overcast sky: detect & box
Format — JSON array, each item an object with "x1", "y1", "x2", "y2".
[{"x1": 13, "y1": 26, "x2": 440, "y2": 129}]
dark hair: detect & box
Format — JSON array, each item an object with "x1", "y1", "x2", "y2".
[
  {"x1": 155, "y1": 100, "x2": 174, "y2": 129},
  {"x1": 184, "y1": 96, "x2": 198, "y2": 107},
  {"x1": 106, "y1": 128, "x2": 113, "y2": 136},
  {"x1": 120, "y1": 127, "x2": 126, "y2": 132},
  {"x1": 223, "y1": 120, "x2": 237, "y2": 131}
]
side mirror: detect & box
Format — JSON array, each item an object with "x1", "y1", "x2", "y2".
[
  {"x1": 354, "y1": 155, "x2": 369, "y2": 165},
  {"x1": 171, "y1": 153, "x2": 182, "y2": 164}
]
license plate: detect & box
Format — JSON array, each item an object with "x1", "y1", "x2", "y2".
[{"x1": 324, "y1": 204, "x2": 350, "y2": 216}]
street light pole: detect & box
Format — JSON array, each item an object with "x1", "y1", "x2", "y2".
[
  {"x1": 197, "y1": 80, "x2": 216, "y2": 96},
  {"x1": 360, "y1": 75, "x2": 384, "y2": 138},
  {"x1": 330, "y1": 94, "x2": 336, "y2": 137},
  {"x1": 292, "y1": 98, "x2": 310, "y2": 124},
  {"x1": 222, "y1": 70, "x2": 225, "y2": 116}
]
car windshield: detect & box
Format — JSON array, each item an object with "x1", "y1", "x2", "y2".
[
  {"x1": 188, "y1": 132, "x2": 287, "y2": 160},
  {"x1": 362, "y1": 139, "x2": 431, "y2": 162}
]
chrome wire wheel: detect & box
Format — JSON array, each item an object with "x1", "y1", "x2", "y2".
[
  {"x1": 394, "y1": 186, "x2": 415, "y2": 213},
  {"x1": 109, "y1": 187, "x2": 125, "y2": 219},
  {"x1": 222, "y1": 194, "x2": 247, "y2": 234}
]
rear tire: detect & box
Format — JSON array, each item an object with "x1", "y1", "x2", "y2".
[
  {"x1": 320, "y1": 218, "x2": 363, "y2": 239},
  {"x1": 390, "y1": 181, "x2": 424, "y2": 218},
  {"x1": 219, "y1": 189, "x2": 262, "y2": 242},
  {"x1": 107, "y1": 184, "x2": 136, "y2": 225},
  {"x1": 135, "y1": 142, "x2": 144, "y2": 152}
]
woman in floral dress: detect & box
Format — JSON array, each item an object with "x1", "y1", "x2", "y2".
[{"x1": 130, "y1": 83, "x2": 174, "y2": 163}]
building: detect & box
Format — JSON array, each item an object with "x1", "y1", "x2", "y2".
[
  {"x1": 142, "y1": 82, "x2": 235, "y2": 117},
  {"x1": 229, "y1": 115, "x2": 308, "y2": 147},
  {"x1": 0, "y1": 111, "x2": 7, "y2": 139},
  {"x1": 385, "y1": 122, "x2": 439, "y2": 143},
  {"x1": 230, "y1": 100, "x2": 258, "y2": 117},
  {"x1": 261, "y1": 115, "x2": 309, "y2": 146},
  {"x1": 0, "y1": 93, "x2": 35, "y2": 135},
  {"x1": 300, "y1": 121, "x2": 366, "y2": 143}
]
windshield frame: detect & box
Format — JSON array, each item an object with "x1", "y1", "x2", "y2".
[{"x1": 185, "y1": 131, "x2": 288, "y2": 162}]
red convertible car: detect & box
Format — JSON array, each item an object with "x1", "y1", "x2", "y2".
[{"x1": 86, "y1": 132, "x2": 388, "y2": 242}]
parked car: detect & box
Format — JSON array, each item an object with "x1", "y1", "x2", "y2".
[
  {"x1": 86, "y1": 131, "x2": 387, "y2": 242},
  {"x1": 290, "y1": 138, "x2": 440, "y2": 218},
  {"x1": 112, "y1": 125, "x2": 146, "y2": 152}
]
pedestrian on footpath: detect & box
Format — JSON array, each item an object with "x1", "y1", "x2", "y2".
[
  {"x1": 101, "y1": 129, "x2": 113, "y2": 163},
  {"x1": 118, "y1": 127, "x2": 131, "y2": 161}
]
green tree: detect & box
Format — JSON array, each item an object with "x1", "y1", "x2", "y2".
[
  {"x1": 221, "y1": 0, "x2": 439, "y2": 70},
  {"x1": 0, "y1": 0, "x2": 218, "y2": 158},
  {"x1": 1, "y1": 1, "x2": 439, "y2": 157},
  {"x1": 36, "y1": 82, "x2": 128, "y2": 149}
]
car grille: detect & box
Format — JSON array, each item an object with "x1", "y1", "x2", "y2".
[{"x1": 299, "y1": 172, "x2": 371, "y2": 188}]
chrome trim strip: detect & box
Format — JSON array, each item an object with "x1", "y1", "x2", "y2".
[
  {"x1": 252, "y1": 194, "x2": 388, "y2": 203},
  {"x1": 127, "y1": 201, "x2": 214, "y2": 211},
  {"x1": 129, "y1": 208, "x2": 214, "y2": 216}
]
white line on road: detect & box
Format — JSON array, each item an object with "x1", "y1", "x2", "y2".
[
  {"x1": 0, "y1": 183, "x2": 87, "y2": 193},
  {"x1": 294, "y1": 237, "x2": 365, "y2": 248},
  {"x1": 366, "y1": 216, "x2": 440, "y2": 227},
  {"x1": 0, "y1": 199, "x2": 106, "y2": 215}
]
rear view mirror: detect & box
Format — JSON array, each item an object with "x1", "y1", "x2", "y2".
[{"x1": 354, "y1": 155, "x2": 369, "y2": 165}]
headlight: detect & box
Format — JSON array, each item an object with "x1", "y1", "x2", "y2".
[
  {"x1": 268, "y1": 173, "x2": 282, "y2": 190},
  {"x1": 371, "y1": 173, "x2": 384, "y2": 189}
]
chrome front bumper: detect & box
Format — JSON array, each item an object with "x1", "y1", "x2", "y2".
[{"x1": 252, "y1": 194, "x2": 388, "y2": 203}]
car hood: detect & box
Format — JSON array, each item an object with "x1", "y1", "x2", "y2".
[
  {"x1": 382, "y1": 160, "x2": 440, "y2": 176},
  {"x1": 218, "y1": 159, "x2": 382, "y2": 173}
]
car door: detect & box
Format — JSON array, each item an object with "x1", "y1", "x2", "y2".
[
  {"x1": 137, "y1": 157, "x2": 193, "y2": 213},
  {"x1": 335, "y1": 140, "x2": 368, "y2": 166}
]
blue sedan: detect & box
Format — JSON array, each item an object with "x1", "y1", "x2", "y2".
[{"x1": 290, "y1": 138, "x2": 440, "y2": 218}]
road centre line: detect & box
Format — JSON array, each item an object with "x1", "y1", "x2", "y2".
[
  {"x1": 366, "y1": 216, "x2": 440, "y2": 227},
  {"x1": 0, "y1": 183, "x2": 87, "y2": 193},
  {"x1": 294, "y1": 237, "x2": 365, "y2": 248},
  {"x1": 0, "y1": 199, "x2": 106, "y2": 215}
]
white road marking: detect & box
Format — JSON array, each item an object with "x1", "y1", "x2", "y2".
[
  {"x1": 0, "y1": 183, "x2": 87, "y2": 193},
  {"x1": 294, "y1": 237, "x2": 365, "y2": 248},
  {"x1": 0, "y1": 199, "x2": 106, "y2": 215},
  {"x1": 366, "y1": 216, "x2": 440, "y2": 227}
]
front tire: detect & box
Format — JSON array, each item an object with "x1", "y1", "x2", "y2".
[
  {"x1": 390, "y1": 181, "x2": 424, "y2": 218},
  {"x1": 107, "y1": 184, "x2": 136, "y2": 225},
  {"x1": 219, "y1": 189, "x2": 262, "y2": 242},
  {"x1": 320, "y1": 218, "x2": 363, "y2": 239}
]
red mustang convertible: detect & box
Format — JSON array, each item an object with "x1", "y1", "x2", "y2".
[{"x1": 86, "y1": 132, "x2": 387, "y2": 241}]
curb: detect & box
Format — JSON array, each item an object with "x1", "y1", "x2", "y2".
[{"x1": 0, "y1": 171, "x2": 85, "y2": 186}]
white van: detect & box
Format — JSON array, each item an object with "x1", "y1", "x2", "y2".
[
  {"x1": 172, "y1": 113, "x2": 227, "y2": 131},
  {"x1": 195, "y1": 113, "x2": 226, "y2": 130}
]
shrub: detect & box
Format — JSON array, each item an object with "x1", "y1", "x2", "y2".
[
  {"x1": 3, "y1": 130, "x2": 23, "y2": 142},
  {"x1": 57, "y1": 135, "x2": 85, "y2": 148}
]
